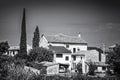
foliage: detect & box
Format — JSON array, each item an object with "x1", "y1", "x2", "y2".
[
  {"x1": 19, "y1": 8, "x2": 27, "y2": 57},
  {"x1": 0, "y1": 41, "x2": 10, "y2": 79},
  {"x1": 7, "y1": 62, "x2": 38, "y2": 80},
  {"x1": 88, "y1": 61, "x2": 96, "y2": 75},
  {"x1": 32, "y1": 26, "x2": 40, "y2": 48},
  {"x1": 76, "y1": 62, "x2": 82, "y2": 74},
  {"x1": 28, "y1": 47, "x2": 53, "y2": 62},
  {"x1": 73, "y1": 74, "x2": 120, "y2": 80},
  {"x1": 0, "y1": 41, "x2": 9, "y2": 56},
  {"x1": 106, "y1": 44, "x2": 120, "y2": 76}
]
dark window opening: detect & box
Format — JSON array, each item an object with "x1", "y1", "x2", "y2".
[
  {"x1": 81, "y1": 57, "x2": 82, "y2": 60},
  {"x1": 66, "y1": 44, "x2": 69, "y2": 48},
  {"x1": 73, "y1": 48, "x2": 76, "y2": 53},
  {"x1": 77, "y1": 48, "x2": 80, "y2": 51},
  {"x1": 65, "y1": 56, "x2": 69, "y2": 61},
  {"x1": 73, "y1": 56, "x2": 76, "y2": 61},
  {"x1": 56, "y1": 54, "x2": 63, "y2": 58},
  {"x1": 102, "y1": 67, "x2": 106, "y2": 70}
]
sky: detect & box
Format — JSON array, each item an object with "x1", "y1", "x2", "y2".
[{"x1": 0, "y1": 0, "x2": 120, "y2": 47}]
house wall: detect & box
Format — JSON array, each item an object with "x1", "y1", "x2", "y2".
[
  {"x1": 72, "y1": 55, "x2": 86, "y2": 73},
  {"x1": 54, "y1": 53, "x2": 72, "y2": 70},
  {"x1": 39, "y1": 36, "x2": 49, "y2": 48},
  {"x1": 101, "y1": 54, "x2": 106, "y2": 62},
  {"x1": 51, "y1": 43, "x2": 87, "y2": 53}
]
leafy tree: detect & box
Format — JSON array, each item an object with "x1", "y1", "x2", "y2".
[
  {"x1": 19, "y1": 8, "x2": 27, "y2": 57},
  {"x1": 0, "y1": 41, "x2": 10, "y2": 79},
  {"x1": 32, "y1": 25, "x2": 40, "y2": 48},
  {"x1": 76, "y1": 62, "x2": 82, "y2": 74},
  {"x1": 106, "y1": 44, "x2": 120, "y2": 76},
  {"x1": 28, "y1": 47, "x2": 53, "y2": 62},
  {"x1": 0, "y1": 41, "x2": 9, "y2": 56},
  {"x1": 88, "y1": 61, "x2": 96, "y2": 75}
]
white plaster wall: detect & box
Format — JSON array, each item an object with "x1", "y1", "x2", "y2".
[
  {"x1": 73, "y1": 56, "x2": 85, "y2": 63},
  {"x1": 54, "y1": 53, "x2": 72, "y2": 70},
  {"x1": 51, "y1": 43, "x2": 87, "y2": 53},
  {"x1": 50, "y1": 43, "x2": 66, "y2": 47},
  {"x1": 68, "y1": 45, "x2": 87, "y2": 53},
  {"x1": 101, "y1": 54, "x2": 106, "y2": 62},
  {"x1": 39, "y1": 36, "x2": 49, "y2": 48},
  {"x1": 72, "y1": 56, "x2": 86, "y2": 73}
]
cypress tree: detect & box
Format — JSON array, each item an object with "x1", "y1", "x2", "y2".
[
  {"x1": 32, "y1": 25, "x2": 40, "y2": 48},
  {"x1": 19, "y1": 8, "x2": 27, "y2": 57}
]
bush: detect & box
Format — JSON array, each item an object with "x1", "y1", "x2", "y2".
[
  {"x1": 88, "y1": 61, "x2": 96, "y2": 75},
  {"x1": 28, "y1": 47, "x2": 53, "y2": 62},
  {"x1": 76, "y1": 62, "x2": 82, "y2": 74}
]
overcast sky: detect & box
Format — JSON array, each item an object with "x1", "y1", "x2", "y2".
[{"x1": 0, "y1": 0, "x2": 120, "y2": 47}]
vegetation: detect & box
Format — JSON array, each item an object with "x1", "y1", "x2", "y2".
[
  {"x1": 76, "y1": 62, "x2": 82, "y2": 74},
  {"x1": 106, "y1": 44, "x2": 120, "y2": 76},
  {"x1": 28, "y1": 47, "x2": 53, "y2": 62},
  {"x1": 32, "y1": 25, "x2": 40, "y2": 48},
  {"x1": 19, "y1": 8, "x2": 27, "y2": 58},
  {"x1": 88, "y1": 61, "x2": 96, "y2": 75},
  {"x1": 0, "y1": 41, "x2": 9, "y2": 56},
  {"x1": 0, "y1": 41, "x2": 10, "y2": 79}
]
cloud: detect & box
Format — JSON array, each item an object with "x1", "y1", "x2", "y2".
[{"x1": 94, "y1": 23, "x2": 120, "y2": 32}]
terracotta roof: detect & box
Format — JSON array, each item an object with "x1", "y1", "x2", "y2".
[
  {"x1": 49, "y1": 46, "x2": 71, "y2": 54},
  {"x1": 87, "y1": 47, "x2": 103, "y2": 53},
  {"x1": 45, "y1": 33, "x2": 87, "y2": 44}
]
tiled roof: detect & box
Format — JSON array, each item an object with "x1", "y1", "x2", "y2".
[
  {"x1": 45, "y1": 33, "x2": 87, "y2": 44},
  {"x1": 49, "y1": 46, "x2": 71, "y2": 54},
  {"x1": 87, "y1": 47, "x2": 103, "y2": 53}
]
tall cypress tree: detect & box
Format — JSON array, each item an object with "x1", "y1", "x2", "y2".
[
  {"x1": 32, "y1": 25, "x2": 40, "y2": 48},
  {"x1": 19, "y1": 8, "x2": 27, "y2": 56}
]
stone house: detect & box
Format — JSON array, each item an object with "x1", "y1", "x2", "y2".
[{"x1": 39, "y1": 33, "x2": 107, "y2": 74}]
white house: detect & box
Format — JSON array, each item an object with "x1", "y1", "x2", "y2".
[
  {"x1": 6, "y1": 44, "x2": 32, "y2": 56},
  {"x1": 39, "y1": 33, "x2": 88, "y2": 73},
  {"x1": 39, "y1": 33, "x2": 107, "y2": 73}
]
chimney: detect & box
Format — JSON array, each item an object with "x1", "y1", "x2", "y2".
[{"x1": 78, "y1": 32, "x2": 81, "y2": 38}]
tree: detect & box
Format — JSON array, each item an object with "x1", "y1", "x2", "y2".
[
  {"x1": 0, "y1": 41, "x2": 9, "y2": 56},
  {"x1": 19, "y1": 8, "x2": 27, "y2": 57},
  {"x1": 32, "y1": 26, "x2": 40, "y2": 48},
  {"x1": 106, "y1": 44, "x2": 120, "y2": 76},
  {"x1": 0, "y1": 41, "x2": 10, "y2": 79},
  {"x1": 28, "y1": 47, "x2": 53, "y2": 62},
  {"x1": 76, "y1": 62, "x2": 82, "y2": 74},
  {"x1": 88, "y1": 61, "x2": 96, "y2": 75}
]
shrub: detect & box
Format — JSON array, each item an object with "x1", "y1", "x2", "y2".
[
  {"x1": 76, "y1": 62, "x2": 82, "y2": 74},
  {"x1": 88, "y1": 61, "x2": 96, "y2": 75}
]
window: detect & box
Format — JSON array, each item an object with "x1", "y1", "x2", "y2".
[
  {"x1": 56, "y1": 54, "x2": 63, "y2": 58},
  {"x1": 73, "y1": 48, "x2": 76, "y2": 53},
  {"x1": 73, "y1": 56, "x2": 76, "y2": 61},
  {"x1": 73, "y1": 63, "x2": 76, "y2": 69},
  {"x1": 102, "y1": 67, "x2": 106, "y2": 70},
  {"x1": 66, "y1": 44, "x2": 69, "y2": 48},
  {"x1": 77, "y1": 48, "x2": 80, "y2": 51},
  {"x1": 81, "y1": 57, "x2": 82, "y2": 60},
  {"x1": 65, "y1": 56, "x2": 69, "y2": 61}
]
